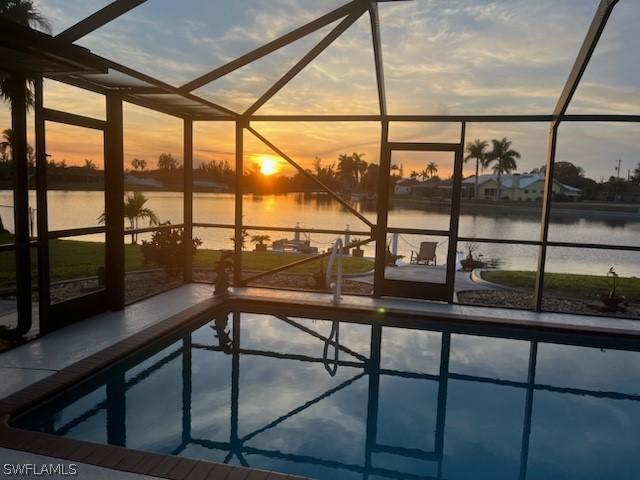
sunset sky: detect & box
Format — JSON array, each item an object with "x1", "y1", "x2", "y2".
[{"x1": 1, "y1": 0, "x2": 639, "y2": 180}]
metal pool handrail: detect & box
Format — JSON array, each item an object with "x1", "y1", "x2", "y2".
[
  {"x1": 326, "y1": 237, "x2": 343, "y2": 304},
  {"x1": 323, "y1": 238, "x2": 343, "y2": 377}
]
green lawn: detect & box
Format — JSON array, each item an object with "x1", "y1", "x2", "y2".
[
  {"x1": 482, "y1": 270, "x2": 640, "y2": 301},
  {"x1": 0, "y1": 239, "x2": 374, "y2": 288}
]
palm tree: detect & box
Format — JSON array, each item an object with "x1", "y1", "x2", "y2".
[
  {"x1": 0, "y1": 129, "x2": 13, "y2": 160},
  {"x1": 426, "y1": 161, "x2": 438, "y2": 179},
  {"x1": 1, "y1": 0, "x2": 51, "y2": 107},
  {"x1": 484, "y1": 138, "x2": 521, "y2": 200},
  {"x1": 409, "y1": 170, "x2": 419, "y2": 180},
  {"x1": 1, "y1": 128, "x2": 34, "y2": 164},
  {"x1": 131, "y1": 158, "x2": 147, "y2": 171},
  {"x1": 98, "y1": 191, "x2": 159, "y2": 244},
  {"x1": 337, "y1": 153, "x2": 355, "y2": 192},
  {"x1": 420, "y1": 169, "x2": 429, "y2": 181},
  {"x1": 464, "y1": 139, "x2": 488, "y2": 199},
  {"x1": 250, "y1": 234, "x2": 271, "y2": 251},
  {"x1": 352, "y1": 152, "x2": 367, "y2": 186}
]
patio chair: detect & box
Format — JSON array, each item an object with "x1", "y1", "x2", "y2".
[{"x1": 410, "y1": 241, "x2": 437, "y2": 266}]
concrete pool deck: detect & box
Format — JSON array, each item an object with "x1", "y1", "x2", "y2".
[
  {"x1": 1, "y1": 283, "x2": 640, "y2": 479},
  {"x1": 349, "y1": 264, "x2": 497, "y2": 293}
]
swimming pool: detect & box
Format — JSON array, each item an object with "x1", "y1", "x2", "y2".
[{"x1": 12, "y1": 304, "x2": 640, "y2": 480}]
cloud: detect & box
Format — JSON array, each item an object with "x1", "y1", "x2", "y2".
[{"x1": 8, "y1": 0, "x2": 639, "y2": 180}]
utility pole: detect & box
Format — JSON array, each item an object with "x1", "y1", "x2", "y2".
[{"x1": 615, "y1": 159, "x2": 622, "y2": 181}]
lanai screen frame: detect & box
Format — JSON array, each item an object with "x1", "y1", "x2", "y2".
[{"x1": 3, "y1": 0, "x2": 638, "y2": 337}]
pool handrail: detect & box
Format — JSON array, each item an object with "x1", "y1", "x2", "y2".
[{"x1": 326, "y1": 238, "x2": 343, "y2": 304}]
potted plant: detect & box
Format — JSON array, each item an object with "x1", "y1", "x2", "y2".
[
  {"x1": 140, "y1": 222, "x2": 202, "y2": 277},
  {"x1": 599, "y1": 266, "x2": 626, "y2": 311},
  {"x1": 251, "y1": 234, "x2": 271, "y2": 252},
  {"x1": 351, "y1": 238, "x2": 364, "y2": 257},
  {"x1": 460, "y1": 241, "x2": 485, "y2": 271}
]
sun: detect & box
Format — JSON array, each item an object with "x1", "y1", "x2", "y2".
[{"x1": 259, "y1": 156, "x2": 280, "y2": 176}]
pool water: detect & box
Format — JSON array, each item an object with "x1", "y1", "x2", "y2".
[{"x1": 15, "y1": 308, "x2": 640, "y2": 480}]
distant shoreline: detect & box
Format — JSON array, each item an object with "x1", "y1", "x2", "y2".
[{"x1": 392, "y1": 196, "x2": 640, "y2": 218}]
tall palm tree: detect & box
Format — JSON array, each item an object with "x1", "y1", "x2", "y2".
[
  {"x1": 484, "y1": 138, "x2": 520, "y2": 200},
  {"x1": 352, "y1": 152, "x2": 367, "y2": 185},
  {"x1": 98, "y1": 191, "x2": 159, "y2": 244},
  {"x1": 426, "y1": 161, "x2": 438, "y2": 179},
  {"x1": 337, "y1": 153, "x2": 355, "y2": 192},
  {"x1": 464, "y1": 138, "x2": 488, "y2": 199},
  {"x1": 409, "y1": 170, "x2": 419, "y2": 180},
  {"x1": 1, "y1": 0, "x2": 51, "y2": 106},
  {"x1": 420, "y1": 169, "x2": 429, "y2": 181}
]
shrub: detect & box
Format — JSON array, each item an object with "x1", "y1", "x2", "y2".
[{"x1": 141, "y1": 223, "x2": 202, "y2": 277}]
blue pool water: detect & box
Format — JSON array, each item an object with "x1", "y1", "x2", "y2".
[{"x1": 14, "y1": 308, "x2": 640, "y2": 480}]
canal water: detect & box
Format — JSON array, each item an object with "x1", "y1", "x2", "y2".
[{"x1": 1, "y1": 190, "x2": 639, "y2": 277}]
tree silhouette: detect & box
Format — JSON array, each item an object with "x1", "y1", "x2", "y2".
[
  {"x1": 131, "y1": 158, "x2": 147, "y2": 171},
  {"x1": 0, "y1": 128, "x2": 13, "y2": 160},
  {"x1": 1, "y1": 128, "x2": 34, "y2": 164},
  {"x1": 484, "y1": 138, "x2": 520, "y2": 200},
  {"x1": 157, "y1": 152, "x2": 180, "y2": 171},
  {"x1": 352, "y1": 152, "x2": 367, "y2": 185},
  {"x1": 464, "y1": 138, "x2": 488, "y2": 199},
  {"x1": 426, "y1": 161, "x2": 438, "y2": 179},
  {"x1": 0, "y1": 0, "x2": 51, "y2": 107},
  {"x1": 633, "y1": 162, "x2": 640, "y2": 185},
  {"x1": 98, "y1": 191, "x2": 159, "y2": 244},
  {"x1": 337, "y1": 153, "x2": 355, "y2": 192}
]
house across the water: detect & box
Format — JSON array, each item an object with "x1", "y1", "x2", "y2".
[
  {"x1": 394, "y1": 173, "x2": 581, "y2": 201},
  {"x1": 463, "y1": 173, "x2": 581, "y2": 201}
]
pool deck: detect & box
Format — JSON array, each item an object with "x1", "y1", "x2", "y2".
[
  {"x1": 1, "y1": 283, "x2": 639, "y2": 479},
  {"x1": 350, "y1": 264, "x2": 489, "y2": 292}
]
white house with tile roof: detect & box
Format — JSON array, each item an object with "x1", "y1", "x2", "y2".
[{"x1": 463, "y1": 173, "x2": 581, "y2": 200}]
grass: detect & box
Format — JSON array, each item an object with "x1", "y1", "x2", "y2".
[
  {"x1": 482, "y1": 270, "x2": 640, "y2": 301},
  {"x1": 0, "y1": 239, "x2": 374, "y2": 289}
]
